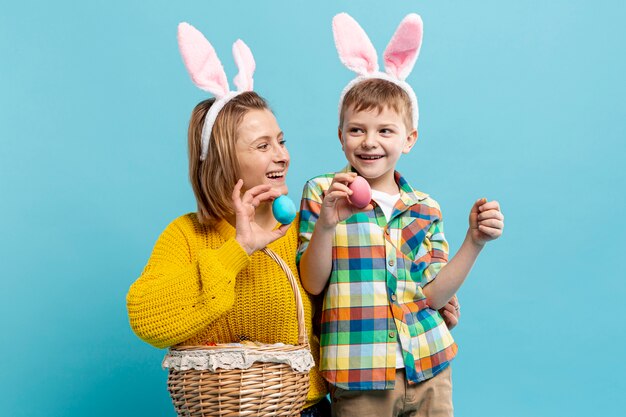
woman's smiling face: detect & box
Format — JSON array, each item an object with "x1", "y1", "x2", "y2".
[{"x1": 235, "y1": 108, "x2": 290, "y2": 195}]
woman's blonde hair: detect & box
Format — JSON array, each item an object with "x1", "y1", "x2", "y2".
[{"x1": 188, "y1": 92, "x2": 269, "y2": 225}]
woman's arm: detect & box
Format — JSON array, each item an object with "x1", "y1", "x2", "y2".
[
  {"x1": 127, "y1": 219, "x2": 249, "y2": 349},
  {"x1": 127, "y1": 182, "x2": 290, "y2": 349}
]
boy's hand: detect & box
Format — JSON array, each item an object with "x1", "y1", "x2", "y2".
[
  {"x1": 317, "y1": 172, "x2": 372, "y2": 230},
  {"x1": 469, "y1": 198, "x2": 504, "y2": 246}
]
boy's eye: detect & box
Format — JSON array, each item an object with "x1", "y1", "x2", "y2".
[
  {"x1": 380, "y1": 128, "x2": 394, "y2": 135},
  {"x1": 349, "y1": 127, "x2": 364, "y2": 134}
]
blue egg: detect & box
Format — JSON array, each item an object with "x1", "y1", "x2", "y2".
[{"x1": 272, "y1": 195, "x2": 296, "y2": 224}]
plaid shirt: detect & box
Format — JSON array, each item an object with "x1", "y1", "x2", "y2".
[{"x1": 297, "y1": 167, "x2": 457, "y2": 390}]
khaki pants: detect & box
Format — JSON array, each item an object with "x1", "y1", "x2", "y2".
[{"x1": 330, "y1": 367, "x2": 453, "y2": 417}]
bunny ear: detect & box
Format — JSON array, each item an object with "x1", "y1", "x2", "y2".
[
  {"x1": 232, "y1": 40, "x2": 255, "y2": 92},
  {"x1": 177, "y1": 22, "x2": 230, "y2": 97},
  {"x1": 332, "y1": 13, "x2": 378, "y2": 75},
  {"x1": 383, "y1": 14, "x2": 423, "y2": 81}
]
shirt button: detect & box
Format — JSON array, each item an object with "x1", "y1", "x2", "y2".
[
  {"x1": 389, "y1": 331, "x2": 396, "y2": 338},
  {"x1": 391, "y1": 294, "x2": 397, "y2": 301},
  {"x1": 388, "y1": 259, "x2": 395, "y2": 267}
]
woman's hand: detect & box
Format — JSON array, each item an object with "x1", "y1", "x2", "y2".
[
  {"x1": 469, "y1": 198, "x2": 504, "y2": 247},
  {"x1": 317, "y1": 172, "x2": 372, "y2": 231},
  {"x1": 231, "y1": 180, "x2": 290, "y2": 255},
  {"x1": 438, "y1": 295, "x2": 460, "y2": 330}
]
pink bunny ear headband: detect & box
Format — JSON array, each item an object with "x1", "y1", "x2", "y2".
[
  {"x1": 177, "y1": 22, "x2": 256, "y2": 161},
  {"x1": 333, "y1": 13, "x2": 423, "y2": 129}
]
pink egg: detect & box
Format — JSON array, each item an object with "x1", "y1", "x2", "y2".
[{"x1": 348, "y1": 176, "x2": 372, "y2": 209}]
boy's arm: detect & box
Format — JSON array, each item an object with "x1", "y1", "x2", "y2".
[
  {"x1": 423, "y1": 198, "x2": 504, "y2": 309},
  {"x1": 423, "y1": 233, "x2": 483, "y2": 309},
  {"x1": 298, "y1": 172, "x2": 372, "y2": 295},
  {"x1": 300, "y1": 218, "x2": 335, "y2": 295}
]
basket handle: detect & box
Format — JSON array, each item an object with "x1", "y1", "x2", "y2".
[{"x1": 261, "y1": 247, "x2": 308, "y2": 346}]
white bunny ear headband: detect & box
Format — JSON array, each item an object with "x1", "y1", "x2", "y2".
[
  {"x1": 177, "y1": 22, "x2": 256, "y2": 161},
  {"x1": 333, "y1": 13, "x2": 423, "y2": 129}
]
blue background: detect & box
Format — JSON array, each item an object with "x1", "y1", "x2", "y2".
[{"x1": 1, "y1": 1, "x2": 625, "y2": 416}]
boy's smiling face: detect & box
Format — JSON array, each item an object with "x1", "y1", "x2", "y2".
[{"x1": 339, "y1": 105, "x2": 417, "y2": 193}]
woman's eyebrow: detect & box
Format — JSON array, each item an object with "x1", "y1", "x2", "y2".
[{"x1": 252, "y1": 131, "x2": 284, "y2": 142}]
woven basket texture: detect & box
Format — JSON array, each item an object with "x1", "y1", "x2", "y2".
[{"x1": 167, "y1": 248, "x2": 311, "y2": 417}]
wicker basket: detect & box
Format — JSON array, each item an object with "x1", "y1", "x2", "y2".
[{"x1": 164, "y1": 248, "x2": 311, "y2": 417}]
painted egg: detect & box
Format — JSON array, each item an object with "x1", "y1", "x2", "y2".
[
  {"x1": 272, "y1": 195, "x2": 296, "y2": 224},
  {"x1": 348, "y1": 176, "x2": 372, "y2": 209}
]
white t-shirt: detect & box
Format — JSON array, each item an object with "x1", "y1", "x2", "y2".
[
  {"x1": 371, "y1": 189, "x2": 405, "y2": 368},
  {"x1": 371, "y1": 189, "x2": 399, "y2": 222}
]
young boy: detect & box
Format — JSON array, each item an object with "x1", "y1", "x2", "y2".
[{"x1": 297, "y1": 13, "x2": 504, "y2": 417}]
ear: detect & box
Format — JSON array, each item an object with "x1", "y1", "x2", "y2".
[
  {"x1": 383, "y1": 14, "x2": 423, "y2": 81},
  {"x1": 403, "y1": 129, "x2": 418, "y2": 154},
  {"x1": 332, "y1": 13, "x2": 379, "y2": 75},
  {"x1": 338, "y1": 127, "x2": 345, "y2": 150},
  {"x1": 177, "y1": 22, "x2": 230, "y2": 97},
  {"x1": 232, "y1": 39, "x2": 255, "y2": 92}
]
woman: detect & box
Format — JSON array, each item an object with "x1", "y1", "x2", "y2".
[{"x1": 128, "y1": 89, "x2": 333, "y2": 416}]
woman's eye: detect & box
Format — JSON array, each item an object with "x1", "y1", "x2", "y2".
[
  {"x1": 257, "y1": 143, "x2": 269, "y2": 150},
  {"x1": 279, "y1": 139, "x2": 287, "y2": 146}
]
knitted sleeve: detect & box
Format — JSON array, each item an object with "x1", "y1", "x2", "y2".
[{"x1": 126, "y1": 218, "x2": 250, "y2": 349}]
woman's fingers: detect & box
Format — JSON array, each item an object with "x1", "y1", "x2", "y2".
[
  {"x1": 441, "y1": 308, "x2": 459, "y2": 330},
  {"x1": 439, "y1": 296, "x2": 461, "y2": 329},
  {"x1": 449, "y1": 295, "x2": 459, "y2": 309},
  {"x1": 231, "y1": 179, "x2": 245, "y2": 211},
  {"x1": 251, "y1": 189, "x2": 281, "y2": 206},
  {"x1": 240, "y1": 184, "x2": 277, "y2": 207},
  {"x1": 273, "y1": 223, "x2": 292, "y2": 238},
  {"x1": 241, "y1": 184, "x2": 272, "y2": 200},
  {"x1": 440, "y1": 298, "x2": 458, "y2": 315}
]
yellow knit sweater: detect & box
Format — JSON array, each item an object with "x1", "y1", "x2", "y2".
[{"x1": 126, "y1": 213, "x2": 326, "y2": 407}]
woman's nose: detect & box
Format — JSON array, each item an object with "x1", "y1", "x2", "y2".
[{"x1": 273, "y1": 143, "x2": 289, "y2": 162}]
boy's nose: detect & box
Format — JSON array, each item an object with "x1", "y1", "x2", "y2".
[{"x1": 361, "y1": 133, "x2": 378, "y2": 148}]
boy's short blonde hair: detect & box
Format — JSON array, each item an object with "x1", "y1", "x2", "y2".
[
  {"x1": 339, "y1": 78, "x2": 414, "y2": 131},
  {"x1": 188, "y1": 92, "x2": 269, "y2": 225}
]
